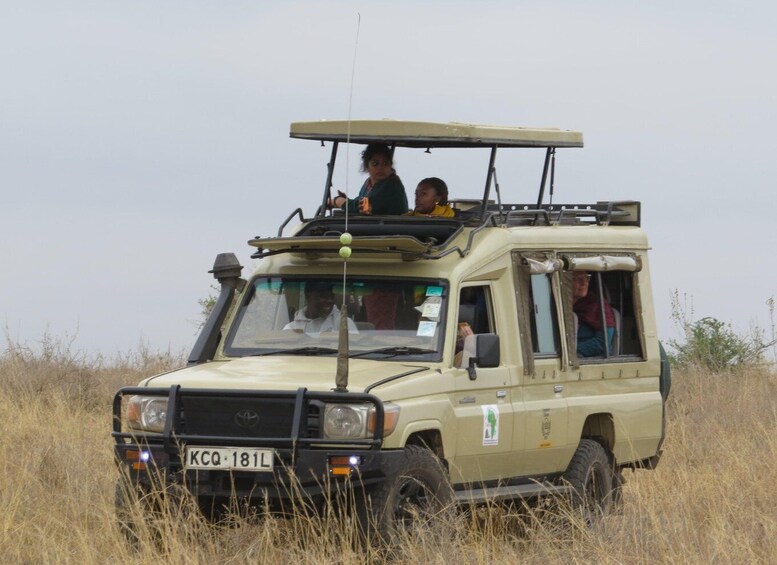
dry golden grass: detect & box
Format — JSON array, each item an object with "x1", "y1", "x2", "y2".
[{"x1": 2, "y1": 335, "x2": 776, "y2": 564}]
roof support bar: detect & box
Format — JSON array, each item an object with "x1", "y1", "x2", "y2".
[
  {"x1": 480, "y1": 145, "x2": 498, "y2": 223},
  {"x1": 596, "y1": 272, "x2": 612, "y2": 358},
  {"x1": 535, "y1": 147, "x2": 554, "y2": 208},
  {"x1": 549, "y1": 148, "x2": 556, "y2": 206},
  {"x1": 317, "y1": 141, "x2": 339, "y2": 218}
]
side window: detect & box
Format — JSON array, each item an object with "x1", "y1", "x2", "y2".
[
  {"x1": 457, "y1": 285, "x2": 493, "y2": 335},
  {"x1": 570, "y1": 269, "x2": 644, "y2": 362},
  {"x1": 510, "y1": 251, "x2": 563, "y2": 374},
  {"x1": 455, "y1": 285, "x2": 493, "y2": 367},
  {"x1": 529, "y1": 274, "x2": 560, "y2": 356},
  {"x1": 599, "y1": 271, "x2": 643, "y2": 358}
]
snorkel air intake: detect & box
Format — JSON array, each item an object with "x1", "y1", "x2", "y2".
[{"x1": 187, "y1": 253, "x2": 245, "y2": 366}]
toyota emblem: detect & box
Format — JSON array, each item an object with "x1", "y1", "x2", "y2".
[{"x1": 234, "y1": 409, "x2": 260, "y2": 430}]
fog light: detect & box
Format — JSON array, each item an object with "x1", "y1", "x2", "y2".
[
  {"x1": 124, "y1": 449, "x2": 153, "y2": 470},
  {"x1": 328, "y1": 455, "x2": 363, "y2": 477}
]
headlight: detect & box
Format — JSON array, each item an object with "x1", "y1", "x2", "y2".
[
  {"x1": 323, "y1": 403, "x2": 400, "y2": 439},
  {"x1": 324, "y1": 404, "x2": 368, "y2": 439},
  {"x1": 126, "y1": 395, "x2": 168, "y2": 433}
]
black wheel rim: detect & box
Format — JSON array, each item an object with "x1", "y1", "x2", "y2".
[
  {"x1": 392, "y1": 476, "x2": 434, "y2": 529},
  {"x1": 582, "y1": 463, "x2": 606, "y2": 521}
]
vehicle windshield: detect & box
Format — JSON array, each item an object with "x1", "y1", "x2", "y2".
[{"x1": 224, "y1": 277, "x2": 447, "y2": 361}]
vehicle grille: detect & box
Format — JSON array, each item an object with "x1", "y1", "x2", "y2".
[
  {"x1": 179, "y1": 396, "x2": 296, "y2": 438},
  {"x1": 305, "y1": 402, "x2": 322, "y2": 438}
]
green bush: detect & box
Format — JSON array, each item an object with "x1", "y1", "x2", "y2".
[
  {"x1": 197, "y1": 285, "x2": 219, "y2": 330},
  {"x1": 668, "y1": 290, "x2": 773, "y2": 372}
]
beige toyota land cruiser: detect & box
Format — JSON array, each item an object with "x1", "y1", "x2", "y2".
[{"x1": 113, "y1": 120, "x2": 670, "y2": 540}]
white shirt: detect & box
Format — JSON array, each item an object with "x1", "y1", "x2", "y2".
[{"x1": 283, "y1": 307, "x2": 358, "y2": 336}]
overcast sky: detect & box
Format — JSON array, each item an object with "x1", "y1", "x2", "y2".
[{"x1": 2, "y1": 1, "x2": 776, "y2": 357}]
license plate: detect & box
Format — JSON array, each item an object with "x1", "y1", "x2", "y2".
[{"x1": 184, "y1": 447, "x2": 274, "y2": 471}]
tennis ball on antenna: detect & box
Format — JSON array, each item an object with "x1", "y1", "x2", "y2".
[
  {"x1": 339, "y1": 246, "x2": 352, "y2": 259},
  {"x1": 339, "y1": 232, "x2": 352, "y2": 245}
]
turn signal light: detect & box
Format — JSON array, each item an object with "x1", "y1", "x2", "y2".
[
  {"x1": 124, "y1": 449, "x2": 151, "y2": 470},
  {"x1": 328, "y1": 455, "x2": 363, "y2": 477}
]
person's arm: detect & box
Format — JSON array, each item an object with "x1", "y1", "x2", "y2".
[
  {"x1": 577, "y1": 327, "x2": 615, "y2": 357},
  {"x1": 330, "y1": 180, "x2": 368, "y2": 212}
]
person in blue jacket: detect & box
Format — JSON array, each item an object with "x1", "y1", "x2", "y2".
[
  {"x1": 573, "y1": 271, "x2": 616, "y2": 357},
  {"x1": 329, "y1": 143, "x2": 408, "y2": 215}
]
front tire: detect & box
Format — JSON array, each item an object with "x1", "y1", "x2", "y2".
[
  {"x1": 356, "y1": 445, "x2": 453, "y2": 544},
  {"x1": 114, "y1": 478, "x2": 148, "y2": 545}
]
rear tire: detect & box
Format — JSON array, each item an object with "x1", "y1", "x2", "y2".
[{"x1": 562, "y1": 439, "x2": 614, "y2": 524}]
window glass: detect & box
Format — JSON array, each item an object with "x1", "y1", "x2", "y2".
[
  {"x1": 530, "y1": 274, "x2": 559, "y2": 355},
  {"x1": 455, "y1": 285, "x2": 493, "y2": 367},
  {"x1": 224, "y1": 277, "x2": 447, "y2": 361},
  {"x1": 457, "y1": 285, "x2": 493, "y2": 334}
]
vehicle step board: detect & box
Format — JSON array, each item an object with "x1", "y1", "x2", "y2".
[{"x1": 454, "y1": 482, "x2": 573, "y2": 504}]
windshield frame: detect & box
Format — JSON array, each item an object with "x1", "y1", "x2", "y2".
[{"x1": 222, "y1": 274, "x2": 449, "y2": 362}]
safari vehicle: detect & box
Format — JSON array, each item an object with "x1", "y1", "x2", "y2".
[{"x1": 113, "y1": 120, "x2": 670, "y2": 539}]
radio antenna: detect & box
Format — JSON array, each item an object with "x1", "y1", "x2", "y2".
[{"x1": 335, "y1": 13, "x2": 360, "y2": 393}]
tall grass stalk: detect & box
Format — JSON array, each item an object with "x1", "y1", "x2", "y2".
[{"x1": 2, "y1": 335, "x2": 776, "y2": 563}]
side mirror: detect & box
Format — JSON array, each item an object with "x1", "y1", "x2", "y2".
[{"x1": 463, "y1": 333, "x2": 500, "y2": 380}]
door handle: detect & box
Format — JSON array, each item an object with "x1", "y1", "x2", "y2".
[{"x1": 554, "y1": 385, "x2": 564, "y2": 394}]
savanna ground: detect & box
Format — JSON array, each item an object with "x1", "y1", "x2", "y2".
[{"x1": 2, "y1": 334, "x2": 776, "y2": 564}]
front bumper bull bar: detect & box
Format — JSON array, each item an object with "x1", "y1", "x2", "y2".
[{"x1": 112, "y1": 386, "x2": 400, "y2": 500}]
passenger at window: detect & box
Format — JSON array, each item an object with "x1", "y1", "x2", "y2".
[
  {"x1": 454, "y1": 321, "x2": 474, "y2": 367},
  {"x1": 572, "y1": 271, "x2": 615, "y2": 357},
  {"x1": 283, "y1": 282, "x2": 358, "y2": 335},
  {"x1": 328, "y1": 143, "x2": 408, "y2": 215},
  {"x1": 405, "y1": 177, "x2": 455, "y2": 218}
]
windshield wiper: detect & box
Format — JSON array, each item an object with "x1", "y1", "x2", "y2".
[
  {"x1": 254, "y1": 347, "x2": 339, "y2": 356},
  {"x1": 350, "y1": 346, "x2": 438, "y2": 358}
]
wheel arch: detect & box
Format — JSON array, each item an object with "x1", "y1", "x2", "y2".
[
  {"x1": 399, "y1": 422, "x2": 446, "y2": 462},
  {"x1": 580, "y1": 412, "x2": 616, "y2": 457}
]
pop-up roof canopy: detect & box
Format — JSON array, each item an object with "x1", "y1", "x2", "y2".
[
  {"x1": 290, "y1": 119, "x2": 585, "y2": 223},
  {"x1": 290, "y1": 119, "x2": 583, "y2": 148},
  {"x1": 249, "y1": 120, "x2": 637, "y2": 258}
]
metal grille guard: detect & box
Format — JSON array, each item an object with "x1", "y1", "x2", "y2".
[{"x1": 112, "y1": 386, "x2": 386, "y2": 453}]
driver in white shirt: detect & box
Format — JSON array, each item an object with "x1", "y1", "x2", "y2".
[{"x1": 283, "y1": 282, "x2": 358, "y2": 335}]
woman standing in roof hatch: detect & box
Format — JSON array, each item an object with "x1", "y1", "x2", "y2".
[{"x1": 328, "y1": 143, "x2": 408, "y2": 215}]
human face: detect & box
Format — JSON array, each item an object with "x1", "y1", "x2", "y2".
[
  {"x1": 305, "y1": 288, "x2": 335, "y2": 319},
  {"x1": 414, "y1": 183, "x2": 439, "y2": 214},
  {"x1": 366, "y1": 154, "x2": 392, "y2": 184},
  {"x1": 572, "y1": 272, "x2": 591, "y2": 301}
]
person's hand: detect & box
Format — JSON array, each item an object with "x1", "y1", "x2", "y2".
[
  {"x1": 328, "y1": 190, "x2": 348, "y2": 208},
  {"x1": 456, "y1": 322, "x2": 474, "y2": 350}
]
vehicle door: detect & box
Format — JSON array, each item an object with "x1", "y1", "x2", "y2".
[
  {"x1": 450, "y1": 283, "x2": 514, "y2": 484},
  {"x1": 512, "y1": 252, "x2": 569, "y2": 476}
]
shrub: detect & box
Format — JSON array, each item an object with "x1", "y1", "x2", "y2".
[
  {"x1": 668, "y1": 290, "x2": 773, "y2": 372},
  {"x1": 197, "y1": 285, "x2": 219, "y2": 330}
]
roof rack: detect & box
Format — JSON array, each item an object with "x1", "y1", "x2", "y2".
[
  {"x1": 459, "y1": 200, "x2": 641, "y2": 227},
  {"x1": 249, "y1": 201, "x2": 639, "y2": 262},
  {"x1": 249, "y1": 216, "x2": 475, "y2": 261}
]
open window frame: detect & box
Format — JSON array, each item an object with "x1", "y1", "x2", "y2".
[{"x1": 560, "y1": 253, "x2": 646, "y2": 367}]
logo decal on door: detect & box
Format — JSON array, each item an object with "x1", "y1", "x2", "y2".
[
  {"x1": 542, "y1": 408, "x2": 552, "y2": 440},
  {"x1": 482, "y1": 405, "x2": 499, "y2": 446}
]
